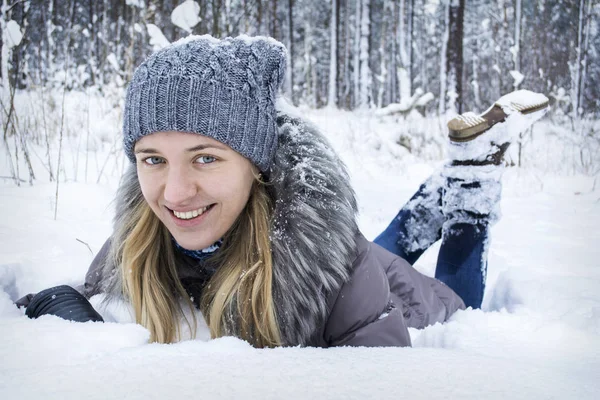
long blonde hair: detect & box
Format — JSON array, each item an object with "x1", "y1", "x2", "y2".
[{"x1": 117, "y1": 177, "x2": 280, "y2": 347}]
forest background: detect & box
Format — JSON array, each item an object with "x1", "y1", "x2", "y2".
[
  {"x1": 1, "y1": 3, "x2": 600, "y2": 398},
  {"x1": 1, "y1": 0, "x2": 599, "y2": 185}
]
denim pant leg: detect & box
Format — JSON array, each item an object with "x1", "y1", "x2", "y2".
[
  {"x1": 437, "y1": 167, "x2": 503, "y2": 309},
  {"x1": 374, "y1": 174, "x2": 445, "y2": 265},
  {"x1": 374, "y1": 167, "x2": 502, "y2": 309},
  {"x1": 435, "y1": 212, "x2": 489, "y2": 308}
]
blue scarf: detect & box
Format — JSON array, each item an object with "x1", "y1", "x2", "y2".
[{"x1": 173, "y1": 239, "x2": 223, "y2": 261}]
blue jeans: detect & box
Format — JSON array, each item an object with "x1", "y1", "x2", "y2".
[{"x1": 374, "y1": 171, "x2": 500, "y2": 309}]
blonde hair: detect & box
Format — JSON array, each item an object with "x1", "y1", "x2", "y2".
[
  {"x1": 200, "y1": 179, "x2": 281, "y2": 347},
  {"x1": 116, "y1": 176, "x2": 280, "y2": 347}
]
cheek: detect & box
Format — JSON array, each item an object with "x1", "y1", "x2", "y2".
[
  {"x1": 137, "y1": 169, "x2": 160, "y2": 205},
  {"x1": 219, "y1": 171, "x2": 254, "y2": 211}
]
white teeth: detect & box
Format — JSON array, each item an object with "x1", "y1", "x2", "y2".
[{"x1": 173, "y1": 206, "x2": 209, "y2": 220}]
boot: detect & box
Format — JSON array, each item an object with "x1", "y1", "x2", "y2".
[{"x1": 447, "y1": 90, "x2": 549, "y2": 166}]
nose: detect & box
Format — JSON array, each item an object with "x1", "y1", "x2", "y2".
[{"x1": 163, "y1": 166, "x2": 198, "y2": 206}]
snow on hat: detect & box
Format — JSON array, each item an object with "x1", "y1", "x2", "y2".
[{"x1": 122, "y1": 35, "x2": 287, "y2": 172}]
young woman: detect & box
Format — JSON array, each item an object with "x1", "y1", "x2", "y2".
[{"x1": 17, "y1": 35, "x2": 548, "y2": 348}]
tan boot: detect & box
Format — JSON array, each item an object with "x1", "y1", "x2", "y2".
[{"x1": 447, "y1": 90, "x2": 549, "y2": 166}]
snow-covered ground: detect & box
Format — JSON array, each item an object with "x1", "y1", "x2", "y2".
[{"x1": 1, "y1": 96, "x2": 599, "y2": 399}]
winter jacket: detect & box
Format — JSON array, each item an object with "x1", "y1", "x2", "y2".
[{"x1": 18, "y1": 113, "x2": 465, "y2": 347}]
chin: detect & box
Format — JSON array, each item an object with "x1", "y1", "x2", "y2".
[{"x1": 173, "y1": 234, "x2": 215, "y2": 251}]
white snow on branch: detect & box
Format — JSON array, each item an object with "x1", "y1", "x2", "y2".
[
  {"x1": 126, "y1": 0, "x2": 144, "y2": 7},
  {"x1": 416, "y1": 92, "x2": 435, "y2": 107},
  {"x1": 146, "y1": 24, "x2": 170, "y2": 51},
  {"x1": 171, "y1": 0, "x2": 201, "y2": 34},
  {"x1": 375, "y1": 89, "x2": 434, "y2": 116},
  {"x1": 106, "y1": 53, "x2": 120, "y2": 73},
  {"x1": 510, "y1": 70, "x2": 524, "y2": 89},
  {"x1": 5, "y1": 20, "x2": 23, "y2": 48}
]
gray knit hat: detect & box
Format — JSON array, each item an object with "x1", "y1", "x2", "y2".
[{"x1": 123, "y1": 35, "x2": 287, "y2": 172}]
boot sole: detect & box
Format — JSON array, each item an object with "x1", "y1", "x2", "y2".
[{"x1": 448, "y1": 97, "x2": 549, "y2": 143}]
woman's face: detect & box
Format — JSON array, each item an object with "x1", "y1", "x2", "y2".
[{"x1": 134, "y1": 131, "x2": 256, "y2": 250}]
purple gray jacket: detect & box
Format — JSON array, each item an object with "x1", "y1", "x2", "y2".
[{"x1": 19, "y1": 113, "x2": 465, "y2": 347}]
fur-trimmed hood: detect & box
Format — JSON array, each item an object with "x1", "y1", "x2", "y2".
[{"x1": 102, "y1": 112, "x2": 360, "y2": 346}]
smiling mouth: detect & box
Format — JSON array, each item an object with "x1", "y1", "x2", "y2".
[{"x1": 171, "y1": 204, "x2": 215, "y2": 220}]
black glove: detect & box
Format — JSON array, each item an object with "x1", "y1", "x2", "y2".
[{"x1": 25, "y1": 285, "x2": 104, "y2": 323}]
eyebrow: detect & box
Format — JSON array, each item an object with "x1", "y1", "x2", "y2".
[{"x1": 134, "y1": 143, "x2": 228, "y2": 154}]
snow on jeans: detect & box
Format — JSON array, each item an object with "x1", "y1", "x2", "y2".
[{"x1": 374, "y1": 164, "x2": 503, "y2": 309}]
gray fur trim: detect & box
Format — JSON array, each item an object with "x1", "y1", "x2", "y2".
[
  {"x1": 100, "y1": 112, "x2": 359, "y2": 346},
  {"x1": 269, "y1": 114, "x2": 359, "y2": 345}
]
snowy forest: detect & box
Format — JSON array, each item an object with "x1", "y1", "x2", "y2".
[
  {"x1": 1, "y1": 0, "x2": 599, "y2": 184},
  {"x1": 2, "y1": 0, "x2": 599, "y2": 114},
  {"x1": 1, "y1": 3, "x2": 600, "y2": 398}
]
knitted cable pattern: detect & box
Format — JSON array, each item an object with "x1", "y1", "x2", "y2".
[{"x1": 123, "y1": 35, "x2": 287, "y2": 172}]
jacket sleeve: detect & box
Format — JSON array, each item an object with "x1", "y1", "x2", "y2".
[
  {"x1": 77, "y1": 237, "x2": 112, "y2": 298},
  {"x1": 385, "y1": 256, "x2": 465, "y2": 329},
  {"x1": 323, "y1": 254, "x2": 412, "y2": 347}
]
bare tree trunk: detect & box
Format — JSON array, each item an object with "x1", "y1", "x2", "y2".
[
  {"x1": 212, "y1": 0, "x2": 222, "y2": 37},
  {"x1": 407, "y1": 0, "x2": 414, "y2": 92},
  {"x1": 397, "y1": 0, "x2": 410, "y2": 100},
  {"x1": 390, "y1": 0, "x2": 398, "y2": 103},
  {"x1": 304, "y1": 21, "x2": 317, "y2": 108},
  {"x1": 472, "y1": 37, "x2": 481, "y2": 110},
  {"x1": 270, "y1": 0, "x2": 278, "y2": 38},
  {"x1": 578, "y1": 0, "x2": 593, "y2": 117},
  {"x1": 41, "y1": 0, "x2": 56, "y2": 86},
  {"x1": 100, "y1": 0, "x2": 108, "y2": 80},
  {"x1": 377, "y1": 9, "x2": 388, "y2": 108},
  {"x1": 41, "y1": 87, "x2": 54, "y2": 181},
  {"x1": 328, "y1": 0, "x2": 338, "y2": 107},
  {"x1": 358, "y1": 0, "x2": 371, "y2": 108},
  {"x1": 115, "y1": 1, "x2": 124, "y2": 76},
  {"x1": 87, "y1": 0, "x2": 96, "y2": 85},
  {"x1": 353, "y1": 0, "x2": 360, "y2": 108},
  {"x1": 286, "y1": 0, "x2": 294, "y2": 103},
  {"x1": 572, "y1": 0, "x2": 586, "y2": 119},
  {"x1": 513, "y1": 0, "x2": 521, "y2": 89},
  {"x1": 438, "y1": 0, "x2": 449, "y2": 115},
  {"x1": 257, "y1": 0, "x2": 263, "y2": 34},
  {"x1": 445, "y1": 0, "x2": 464, "y2": 114},
  {"x1": 1, "y1": 0, "x2": 12, "y2": 93},
  {"x1": 342, "y1": 0, "x2": 352, "y2": 108}
]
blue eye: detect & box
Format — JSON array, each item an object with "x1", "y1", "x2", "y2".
[
  {"x1": 196, "y1": 155, "x2": 216, "y2": 164},
  {"x1": 144, "y1": 156, "x2": 164, "y2": 165}
]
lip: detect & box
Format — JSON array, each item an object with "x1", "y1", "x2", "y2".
[{"x1": 167, "y1": 204, "x2": 215, "y2": 227}]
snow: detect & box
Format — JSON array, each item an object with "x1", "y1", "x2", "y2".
[
  {"x1": 375, "y1": 89, "x2": 434, "y2": 116},
  {"x1": 415, "y1": 91, "x2": 434, "y2": 106},
  {"x1": 126, "y1": 0, "x2": 144, "y2": 7},
  {"x1": 1, "y1": 91, "x2": 600, "y2": 399},
  {"x1": 171, "y1": 0, "x2": 201, "y2": 34},
  {"x1": 146, "y1": 24, "x2": 170, "y2": 51},
  {"x1": 5, "y1": 20, "x2": 23, "y2": 48},
  {"x1": 509, "y1": 70, "x2": 524, "y2": 89},
  {"x1": 168, "y1": 34, "x2": 286, "y2": 54},
  {"x1": 106, "y1": 53, "x2": 120, "y2": 72},
  {"x1": 232, "y1": 34, "x2": 287, "y2": 49}
]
